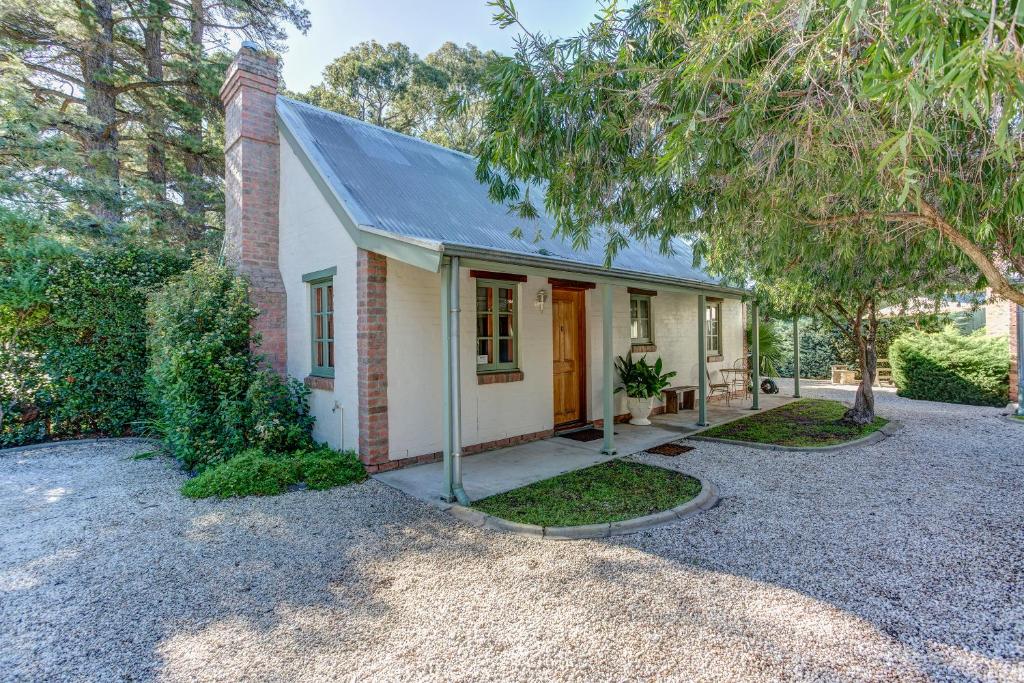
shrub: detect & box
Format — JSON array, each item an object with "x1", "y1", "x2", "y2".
[
  {"x1": 296, "y1": 446, "x2": 367, "y2": 490},
  {"x1": 889, "y1": 328, "x2": 1009, "y2": 407},
  {"x1": 147, "y1": 261, "x2": 314, "y2": 471},
  {"x1": 0, "y1": 212, "x2": 190, "y2": 446},
  {"x1": 181, "y1": 449, "x2": 300, "y2": 498}
]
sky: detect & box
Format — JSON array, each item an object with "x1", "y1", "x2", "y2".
[{"x1": 271, "y1": 0, "x2": 612, "y2": 91}]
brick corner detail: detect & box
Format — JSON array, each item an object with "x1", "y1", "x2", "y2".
[{"x1": 357, "y1": 249, "x2": 388, "y2": 465}]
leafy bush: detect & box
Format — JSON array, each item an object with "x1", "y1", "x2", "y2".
[
  {"x1": 0, "y1": 211, "x2": 190, "y2": 446},
  {"x1": 181, "y1": 449, "x2": 300, "y2": 498},
  {"x1": 147, "y1": 261, "x2": 314, "y2": 471},
  {"x1": 614, "y1": 355, "x2": 676, "y2": 398},
  {"x1": 180, "y1": 446, "x2": 366, "y2": 499},
  {"x1": 889, "y1": 328, "x2": 1009, "y2": 407},
  {"x1": 297, "y1": 446, "x2": 367, "y2": 490}
]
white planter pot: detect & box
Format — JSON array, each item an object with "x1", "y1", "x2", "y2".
[{"x1": 626, "y1": 396, "x2": 655, "y2": 425}]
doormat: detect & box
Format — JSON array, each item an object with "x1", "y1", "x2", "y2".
[
  {"x1": 646, "y1": 442, "x2": 694, "y2": 456},
  {"x1": 558, "y1": 428, "x2": 615, "y2": 442}
]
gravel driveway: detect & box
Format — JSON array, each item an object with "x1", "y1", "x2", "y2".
[{"x1": 2, "y1": 383, "x2": 1022, "y2": 682}]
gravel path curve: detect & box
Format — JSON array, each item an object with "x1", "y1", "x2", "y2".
[{"x1": 1, "y1": 384, "x2": 1022, "y2": 682}]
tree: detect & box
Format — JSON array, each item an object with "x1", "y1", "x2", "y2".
[
  {"x1": 479, "y1": 0, "x2": 1024, "y2": 305},
  {"x1": 295, "y1": 40, "x2": 499, "y2": 154}
]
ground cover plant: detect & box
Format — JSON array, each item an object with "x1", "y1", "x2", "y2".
[
  {"x1": 473, "y1": 459, "x2": 701, "y2": 527},
  {"x1": 699, "y1": 399, "x2": 887, "y2": 447},
  {"x1": 181, "y1": 445, "x2": 366, "y2": 499}
]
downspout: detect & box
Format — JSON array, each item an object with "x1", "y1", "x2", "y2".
[
  {"x1": 447, "y1": 256, "x2": 470, "y2": 505},
  {"x1": 601, "y1": 283, "x2": 616, "y2": 455},
  {"x1": 697, "y1": 293, "x2": 708, "y2": 426},
  {"x1": 750, "y1": 300, "x2": 760, "y2": 410}
]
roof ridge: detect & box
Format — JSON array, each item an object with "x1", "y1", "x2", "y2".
[{"x1": 277, "y1": 95, "x2": 480, "y2": 163}]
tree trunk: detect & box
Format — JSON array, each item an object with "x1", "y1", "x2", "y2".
[
  {"x1": 143, "y1": 1, "x2": 167, "y2": 208},
  {"x1": 181, "y1": 0, "x2": 207, "y2": 239},
  {"x1": 843, "y1": 300, "x2": 877, "y2": 426},
  {"x1": 80, "y1": 0, "x2": 121, "y2": 224}
]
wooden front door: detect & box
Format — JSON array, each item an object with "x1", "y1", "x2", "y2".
[{"x1": 552, "y1": 287, "x2": 586, "y2": 428}]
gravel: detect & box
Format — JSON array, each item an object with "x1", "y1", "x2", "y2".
[{"x1": 1, "y1": 383, "x2": 1022, "y2": 682}]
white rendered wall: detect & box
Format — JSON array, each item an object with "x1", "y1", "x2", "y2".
[
  {"x1": 278, "y1": 134, "x2": 359, "y2": 451},
  {"x1": 386, "y1": 259, "x2": 746, "y2": 460}
]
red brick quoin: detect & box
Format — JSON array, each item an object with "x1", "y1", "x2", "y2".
[
  {"x1": 358, "y1": 250, "x2": 390, "y2": 470},
  {"x1": 219, "y1": 44, "x2": 287, "y2": 374}
]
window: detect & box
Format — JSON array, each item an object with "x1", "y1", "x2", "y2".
[
  {"x1": 630, "y1": 294, "x2": 653, "y2": 344},
  {"x1": 307, "y1": 274, "x2": 335, "y2": 377},
  {"x1": 705, "y1": 301, "x2": 722, "y2": 355},
  {"x1": 476, "y1": 280, "x2": 517, "y2": 372}
]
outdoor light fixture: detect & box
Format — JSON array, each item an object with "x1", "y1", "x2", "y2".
[{"x1": 535, "y1": 288, "x2": 548, "y2": 312}]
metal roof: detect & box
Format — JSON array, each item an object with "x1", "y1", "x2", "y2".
[{"x1": 277, "y1": 96, "x2": 741, "y2": 294}]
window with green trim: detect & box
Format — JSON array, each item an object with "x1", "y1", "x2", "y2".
[
  {"x1": 705, "y1": 301, "x2": 722, "y2": 355},
  {"x1": 476, "y1": 281, "x2": 517, "y2": 372},
  {"x1": 309, "y1": 278, "x2": 334, "y2": 377},
  {"x1": 630, "y1": 294, "x2": 653, "y2": 343}
]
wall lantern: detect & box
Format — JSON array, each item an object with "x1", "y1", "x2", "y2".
[{"x1": 535, "y1": 288, "x2": 548, "y2": 312}]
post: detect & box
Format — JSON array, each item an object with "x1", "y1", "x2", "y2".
[
  {"x1": 601, "y1": 283, "x2": 616, "y2": 455},
  {"x1": 792, "y1": 316, "x2": 801, "y2": 398},
  {"x1": 697, "y1": 293, "x2": 708, "y2": 426},
  {"x1": 1016, "y1": 304, "x2": 1023, "y2": 416},
  {"x1": 750, "y1": 301, "x2": 760, "y2": 410},
  {"x1": 445, "y1": 256, "x2": 470, "y2": 505},
  {"x1": 440, "y1": 259, "x2": 454, "y2": 502}
]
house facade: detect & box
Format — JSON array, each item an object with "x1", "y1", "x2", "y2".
[{"x1": 220, "y1": 44, "x2": 756, "y2": 495}]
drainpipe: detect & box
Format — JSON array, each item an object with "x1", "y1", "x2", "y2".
[
  {"x1": 601, "y1": 283, "x2": 616, "y2": 455},
  {"x1": 446, "y1": 256, "x2": 470, "y2": 505},
  {"x1": 750, "y1": 301, "x2": 760, "y2": 410},
  {"x1": 697, "y1": 293, "x2": 708, "y2": 426},
  {"x1": 793, "y1": 316, "x2": 801, "y2": 398},
  {"x1": 1017, "y1": 304, "x2": 1024, "y2": 416}
]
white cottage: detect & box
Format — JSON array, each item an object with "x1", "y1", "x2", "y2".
[{"x1": 220, "y1": 44, "x2": 757, "y2": 502}]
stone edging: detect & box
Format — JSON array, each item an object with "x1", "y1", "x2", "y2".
[
  {"x1": 445, "y1": 473, "x2": 720, "y2": 540},
  {"x1": 687, "y1": 420, "x2": 902, "y2": 452},
  {"x1": 0, "y1": 436, "x2": 161, "y2": 456},
  {"x1": 1001, "y1": 414, "x2": 1024, "y2": 426}
]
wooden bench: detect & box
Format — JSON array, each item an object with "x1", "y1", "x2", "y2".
[{"x1": 662, "y1": 385, "x2": 698, "y2": 413}]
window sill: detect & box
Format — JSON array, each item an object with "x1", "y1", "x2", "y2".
[
  {"x1": 706, "y1": 355, "x2": 724, "y2": 363},
  {"x1": 477, "y1": 370, "x2": 524, "y2": 385},
  {"x1": 631, "y1": 343, "x2": 657, "y2": 353},
  {"x1": 304, "y1": 375, "x2": 334, "y2": 391}
]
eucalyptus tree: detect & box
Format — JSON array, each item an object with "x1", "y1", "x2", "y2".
[{"x1": 478, "y1": 0, "x2": 1024, "y2": 307}]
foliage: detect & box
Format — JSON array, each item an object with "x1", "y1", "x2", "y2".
[
  {"x1": 146, "y1": 261, "x2": 314, "y2": 470},
  {"x1": 296, "y1": 446, "x2": 367, "y2": 491},
  {"x1": 747, "y1": 320, "x2": 784, "y2": 377},
  {"x1": 889, "y1": 328, "x2": 1009, "y2": 407},
  {"x1": 699, "y1": 399, "x2": 887, "y2": 447},
  {"x1": 0, "y1": 211, "x2": 190, "y2": 446},
  {"x1": 473, "y1": 459, "x2": 702, "y2": 527},
  {"x1": 181, "y1": 448, "x2": 300, "y2": 498},
  {"x1": 180, "y1": 445, "x2": 366, "y2": 499},
  {"x1": 0, "y1": 0, "x2": 309, "y2": 246},
  {"x1": 293, "y1": 40, "x2": 499, "y2": 153},
  {"x1": 614, "y1": 355, "x2": 676, "y2": 399}
]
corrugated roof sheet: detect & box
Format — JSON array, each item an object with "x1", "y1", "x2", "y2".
[{"x1": 277, "y1": 96, "x2": 729, "y2": 288}]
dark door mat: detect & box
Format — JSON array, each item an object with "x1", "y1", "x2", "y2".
[
  {"x1": 646, "y1": 442, "x2": 694, "y2": 456},
  {"x1": 558, "y1": 428, "x2": 615, "y2": 442}
]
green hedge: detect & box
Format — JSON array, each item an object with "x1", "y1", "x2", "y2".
[
  {"x1": 889, "y1": 328, "x2": 1009, "y2": 406},
  {"x1": 0, "y1": 213, "x2": 190, "y2": 446},
  {"x1": 146, "y1": 261, "x2": 314, "y2": 471}
]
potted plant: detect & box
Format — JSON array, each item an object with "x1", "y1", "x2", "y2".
[{"x1": 614, "y1": 355, "x2": 677, "y2": 425}]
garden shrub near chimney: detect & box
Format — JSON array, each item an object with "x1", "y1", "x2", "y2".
[{"x1": 889, "y1": 328, "x2": 1009, "y2": 407}]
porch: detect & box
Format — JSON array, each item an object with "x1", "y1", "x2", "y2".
[{"x1": 376, "y1": 390, "x2": 796, "y2": 503}]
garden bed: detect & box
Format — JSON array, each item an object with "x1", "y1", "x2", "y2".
[
  {"x1": 697, "y1": 398, "x2": 887, "y2": 447},
  {"x1": 472, "y1": 459, "x2": 701, "y2": 527}
]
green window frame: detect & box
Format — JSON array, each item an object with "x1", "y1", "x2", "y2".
[
  {"x1": 304, "y1": 268, "x2": 336, "y2": 378},
  {"x1": 475, "y1": 279, "x2": 518, "y2": 373},
  {"x1": 705, "y1": 301, "x2": 722, "y2": 355},
  {"x1": 630, "y1": 294, "x2": 653, "y2": 344}
]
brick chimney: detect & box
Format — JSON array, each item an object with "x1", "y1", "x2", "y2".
[{"x1": 219, "y1": 41, "x2": 287, "y2": 374}]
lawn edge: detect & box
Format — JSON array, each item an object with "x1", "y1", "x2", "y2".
[
  {"x1": 1001, "y1": 414, "x2": 1024, "y2": 425},
  {"x1": 449, "y1": 469, "x2": 719, "y2": 541},
  {"x1": 688, "y1": 420, "x2": 902, "y2": 452}
]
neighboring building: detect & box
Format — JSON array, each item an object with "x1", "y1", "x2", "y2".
[{"x1": 219, "y1": 45, "x2": 753, "y2": 477}]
